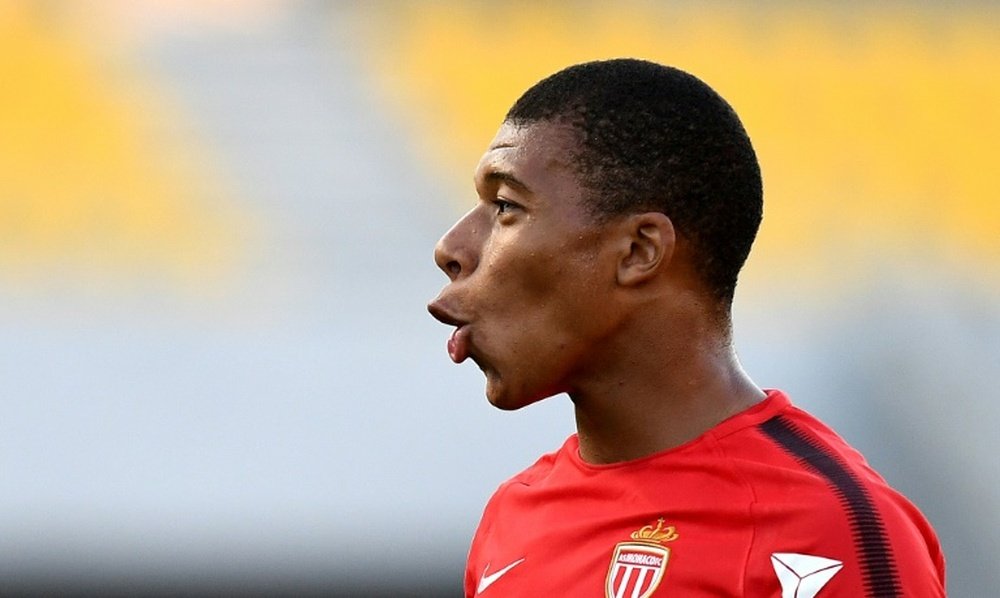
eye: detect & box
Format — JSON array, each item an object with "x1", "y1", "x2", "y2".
[{"x1": 493, "y1": 199, "x2": 517, "y2": 215}]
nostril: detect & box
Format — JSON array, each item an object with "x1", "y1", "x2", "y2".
[{"x1": 446, "y1": 261, "x2": 461, "y2": 277}]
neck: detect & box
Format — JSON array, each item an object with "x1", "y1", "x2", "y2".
[{"x1": 569, "y1": 308, "x2": 765, "y2": 465}]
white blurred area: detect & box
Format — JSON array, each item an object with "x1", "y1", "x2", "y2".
[{"x1": 0, "y1": 1, "x2": 996, "y2": 594}]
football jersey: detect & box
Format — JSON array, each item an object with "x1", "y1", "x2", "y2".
[{"x1": 465, "y1": 390, "x2": 945, "y2": 597}]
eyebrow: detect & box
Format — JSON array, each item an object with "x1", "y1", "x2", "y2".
[{"x1": 483, "y1": 170, "x2": 532, "y2": 195}]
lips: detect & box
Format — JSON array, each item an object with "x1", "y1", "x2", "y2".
[
  {"x1": 427, "y1": 300, "x2": 472, "y2": 364},
  {"x1": 447, "y1": 326, "x2": 471, "y2": 364}
]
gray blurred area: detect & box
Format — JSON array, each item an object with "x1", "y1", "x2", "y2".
[{"x1": 1, "y1": 3, "x2": 996, "y2": 596}]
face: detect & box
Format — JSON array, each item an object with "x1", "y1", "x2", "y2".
[{"x1": 427, "y1": 121, "x2": 624, "y2": 409}]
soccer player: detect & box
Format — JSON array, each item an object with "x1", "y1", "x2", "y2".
[{"x1": 427, "y1": 59, "x2": 945, "y2": 597}]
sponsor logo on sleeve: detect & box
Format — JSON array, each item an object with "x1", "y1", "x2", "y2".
[{"x1": 770, "y1": 552, "x2": 843, "y2": 598}]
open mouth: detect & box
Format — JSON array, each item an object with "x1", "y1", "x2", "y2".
[
  {"x1": 447, "y1": 326, "x2": 471, "y2": 364},
  {"x1": 427, "y1": 302, "x2": 471, "y2": 364}
]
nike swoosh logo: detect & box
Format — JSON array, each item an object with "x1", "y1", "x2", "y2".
[
  {"x1": 476, "y1": 558, "x2": 525, "y2": 594},
  {"x1": 771, "y1": 552, "x2": 844, "y2": 598}
]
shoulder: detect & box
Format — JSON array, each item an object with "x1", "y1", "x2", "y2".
[
  {"x1": 497, "y1": 433, "x2": 576, "y2": 492},
  {"x1": 464, "y1": 437, "x2": 573, "y2": 595},
  {"x1": 473, "y1": 435, "x2": 573, "y2": 530},
  {"x1": 718, "y1": 400, "x2": 946, "y2": 596}
]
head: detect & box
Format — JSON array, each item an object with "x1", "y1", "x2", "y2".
[
  {"x1": 506, "y1": 58, "x2": 762, "y2": 306},
  {"x1": 428, "y1": 59, "x2": 762, "y2": 409}
]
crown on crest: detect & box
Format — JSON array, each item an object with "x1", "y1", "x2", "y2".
[{"x1": 630, "y1": 518, "x2": 679, "y2": 544}]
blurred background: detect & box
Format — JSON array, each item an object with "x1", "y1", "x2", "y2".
[{"x1": 1, "y1": 1, "x2": 997, "y2": 595}]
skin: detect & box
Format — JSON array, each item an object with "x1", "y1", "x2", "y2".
[{"x1": 428, "y1": 120, "x2": 765, "y2": 465}]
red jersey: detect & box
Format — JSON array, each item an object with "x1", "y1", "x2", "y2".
[{"x1": 465, "y1": 390, "x2": 945, "y2": 597}]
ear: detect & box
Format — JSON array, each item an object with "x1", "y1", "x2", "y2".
[{"x1": 616, "y1": 212, "x2": 675, "y2": 287}]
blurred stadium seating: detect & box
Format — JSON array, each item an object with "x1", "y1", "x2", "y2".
[{"x1": 1, "y1": 1, "x2": 996, "y2": 594}]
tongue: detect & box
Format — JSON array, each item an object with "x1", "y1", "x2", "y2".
[{"x1": 448, "y1": 327, "x2": 470, "y2": 364}]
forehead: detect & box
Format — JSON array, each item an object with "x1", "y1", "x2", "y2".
[{"x1": 474, "y1": 121, "x2": 582, "y2": 195}]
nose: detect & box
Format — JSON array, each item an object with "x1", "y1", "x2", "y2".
[{"x1": 434, "y1": 209, "x2": 479, "y2": 281}]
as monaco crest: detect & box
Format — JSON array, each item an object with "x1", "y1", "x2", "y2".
[{"x1": 605, "y1": 518, "x2": 678, "y2": 598}]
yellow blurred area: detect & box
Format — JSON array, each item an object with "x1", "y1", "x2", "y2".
[
  {"x1": 365, "y1": 2, "x2": 1000, "y2": 283},
  {"x1": 0, "y1": 3, "x2": 240, "y2": 288}
]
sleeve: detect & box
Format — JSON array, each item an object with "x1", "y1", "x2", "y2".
[
  {"x1": 464, "y1": 484, "x2": 506, "y2": 598},
  {"x1": 744, "y1": 486, "x2": 946, "y2": 597},
  {"x1": 464, "y1": 515, "x2": 486, "y2": 598},
  {"x1": 463, "y1": 554, "x2": 477, "y2": 598}
]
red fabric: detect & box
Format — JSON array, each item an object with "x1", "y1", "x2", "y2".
[{"x1": 464, "y1": 390, "x2": 945, "y2": 597}]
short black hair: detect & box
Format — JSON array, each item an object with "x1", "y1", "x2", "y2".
[{"x1": 505, "y1": 58, "x2": 762, "y2": 306}]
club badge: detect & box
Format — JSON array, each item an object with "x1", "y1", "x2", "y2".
[{"x1": 605, "y1": 518, "x2": 678, "y2": 598}]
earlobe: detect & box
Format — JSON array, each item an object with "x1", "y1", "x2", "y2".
[{"x1": 616, "y1": 213, "x2": 675, "y2": 286}]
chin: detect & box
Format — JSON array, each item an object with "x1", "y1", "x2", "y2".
[
  {"x1": 485, "y1": 386, "x2": 526, "y2": 411},
  {"x1": 485, "y1": 377, "x2": 554, "y2": 411}
]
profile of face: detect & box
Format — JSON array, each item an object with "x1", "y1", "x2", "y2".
[{"x1": 427, "y1": 121, "x2": 626, "y2": 410}]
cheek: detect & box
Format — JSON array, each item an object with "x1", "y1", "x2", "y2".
[
  {"x1": 479, "y1": 233, "x2": 550, "y2": 300},
  {"x1": 476, "y1": 226, "x2": 611, "y2": 346},
  {"x1": 483, "y1": 260, "x2": 568, "y2": 335},
  {"x1": 492, "y1": 256, "x2": 602, "y2": 347}
]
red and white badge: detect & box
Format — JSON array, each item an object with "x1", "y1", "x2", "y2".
[{"x1": 605, "y1": 518, "x2": 678, "y2": 598}]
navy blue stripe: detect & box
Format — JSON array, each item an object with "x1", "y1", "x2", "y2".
[{"x1": 760, "y1": 416, "x2": 901, "y2": 598}]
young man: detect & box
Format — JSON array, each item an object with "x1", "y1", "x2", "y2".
[{"x1": 427, "y1": 59, "x2": 945, "y2": 597}]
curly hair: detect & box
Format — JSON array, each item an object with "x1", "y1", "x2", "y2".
[{"x1": 505, "y1": 59, "x2": 763, "y2": 305}]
